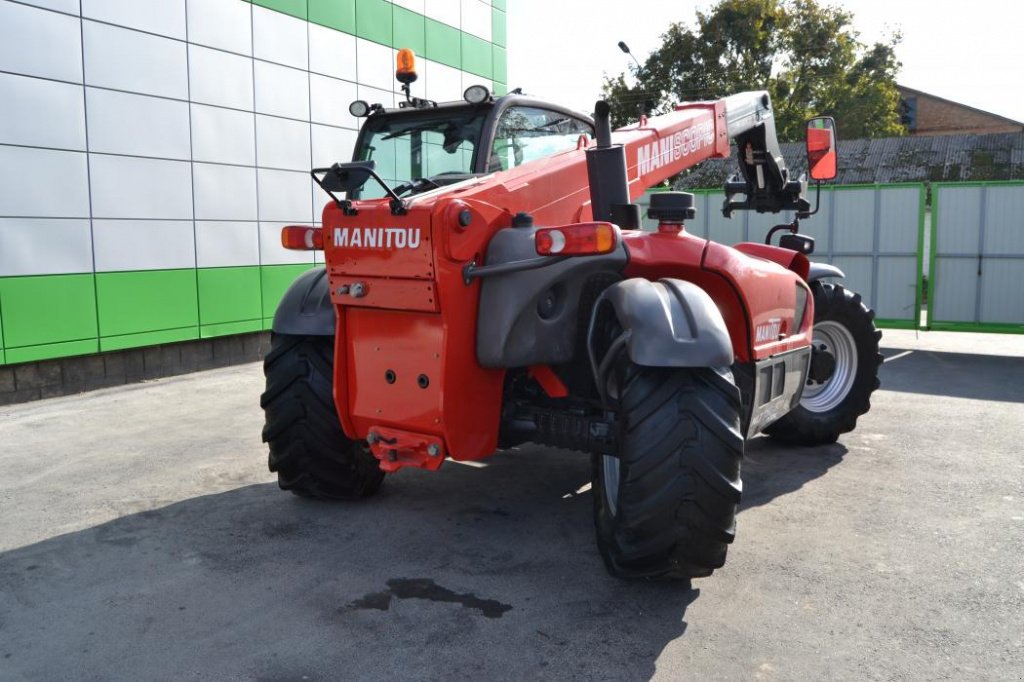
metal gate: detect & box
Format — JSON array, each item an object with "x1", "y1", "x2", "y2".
[
  {"x1": 639, "y1": 184, "x2": 925, "y2": 329},
  {"x1": 930, "y1": 182, "x2": 1024, "y2": 332}
]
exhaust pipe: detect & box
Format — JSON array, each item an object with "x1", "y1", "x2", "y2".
[{"x1": 586, "y1": 101, "x2": 637, "y2": 228}]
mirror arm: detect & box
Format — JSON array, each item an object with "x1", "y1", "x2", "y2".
[
  {"x1": 796, "y1": 181, "x2": 822, "y2": 220},
  {"x1": 310, "y1": 167, "x2": 349, "y2": 211},
  {"x1": 311, "y1": 164, "x2": 408, "y2": 216}
]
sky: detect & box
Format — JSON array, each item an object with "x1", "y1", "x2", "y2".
[{"x1": 506, "y1": 0, "x2": 1024, "y2": 124}]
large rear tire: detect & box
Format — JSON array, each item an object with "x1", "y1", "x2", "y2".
[
  {"x1": 765, "y1": 282, "x2": 883, "y2": 445},
  {"x1": 261, "y1": 334, "x2": 384, "y2": 499},
  {"x1": 593, "y1": 363, "x2": 744, "y2": 580}
]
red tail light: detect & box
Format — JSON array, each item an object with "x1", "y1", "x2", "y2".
[
  {"x1": 281, "y1": 225, "x2": 323, "y2": 250},
  {"x1": 535, "y1": 222, "x2": 619, "y2": 256}
]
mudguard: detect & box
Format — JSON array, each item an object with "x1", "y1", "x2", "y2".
[
  {"x1": 476, "y1": 227, "x2": 627, "y2": 368},
  {"x1": 808, "y1": 262, "x2": 845, "y2": 281},
  {"x1": 271, "y1": 267, "x2": 336, "y2": 336},
  {"x1": 589, "y1": 278, "x2": 733, "y2": 370}
]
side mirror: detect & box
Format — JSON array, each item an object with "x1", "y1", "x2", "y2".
[
  {"x1": 319, "y1": 161, "x2": 376, "y2": 193},
  {"x1": 805, "y1": 116, "x2": 837, "y2": 181}
]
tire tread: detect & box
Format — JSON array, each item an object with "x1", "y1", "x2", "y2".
[
  {"x1": 261, "y1": 334, "x2": 384, "y2": 500},
  {"x1": 594, "y1": 365, "x2": 744, "y2": 580}
]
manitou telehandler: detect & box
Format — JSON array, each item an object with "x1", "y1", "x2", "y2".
[{"x1": 262, "y1": 50, "x2": 882, "y2": 580}]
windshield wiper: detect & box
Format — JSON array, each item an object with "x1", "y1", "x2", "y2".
[
  {"x1": 392, "y1": 177, "x2": 440, "y2": 197},
  {"x1": 379, "y1": 119, "x2": 467, "y2": 141},
  {"x1": 501, "y1": 117, "x2": 572, "y2": 135}
]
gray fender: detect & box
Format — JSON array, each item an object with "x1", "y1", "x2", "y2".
[
  {"x1": 271, "y1": 267, "x2": 336, "y2": 336},
  {"x1": 808, "y1": 262, "x2": 845, "y2": 281},
  {"x1": 589, "y1": 278, "x2": 733, "y2": 369}
]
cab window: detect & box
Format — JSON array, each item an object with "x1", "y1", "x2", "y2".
[{"x1": 488, "y1": 107, "x2": 593, "y2": 172}]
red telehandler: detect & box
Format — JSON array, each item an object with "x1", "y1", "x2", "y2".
[{"x1": 262, "y1": 51, "x2": 882, "y2": 580}]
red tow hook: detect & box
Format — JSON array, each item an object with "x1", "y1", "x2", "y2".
[{"x1": 366, "y1": 426, "x2": 445, "y2": 473}]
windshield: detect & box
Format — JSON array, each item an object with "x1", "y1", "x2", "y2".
[{"x1": 353, "y1": 107, "x2": 488, "y2": 199}]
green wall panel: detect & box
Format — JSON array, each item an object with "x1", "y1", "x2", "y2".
[
  {"x1": 0, "y1": 274, "x2": 98, "y2": 350},
  {"x1": 198, "y1": 267, "x2": 262, "y2": 327},
  {"x1": 202, "y1": 320, "x2": 266, "y2": 338},
  {"x1": 393, "y1": 6, "x2": 425, "y2": 55},
  {"x1": 425, "y1": 18, "x2": 461, "y2": 69},
  {"x1": 492, "y1": 0, "x2": 506, "y2": 10},
  {"x1": 100, "y1": 328, "x2": 200, "y2": 352},
  {"x1": 261, "y1": 264, "x2": 318, "y2": 320},
  {"x1": 492, "y1": 45, "x2": 507, "y2": 84},
  {"x1": 491, "y1": 7, "x2": 506, "y2": 47},
  {"x1": 462, "y1": 33, "x2": 492, "y2": 78},
  {"x1": 308, "y1": 0, "x2": 355, "y2": 33},
  {"x1": 96, "y1": 269, "x2": 199, "y2": 339},
  {"x1": 355, "y1": 0, "x2": 392, "y2": 46},
  {"x1": 250, "y1": 0, "x2": 307, "y2": 21},
  {"x1": 6, "y1": 340, "x2": 100, "y2": 364},
  {"x1": 493, "y1": 81, "x2": 507, "y2": 96}
]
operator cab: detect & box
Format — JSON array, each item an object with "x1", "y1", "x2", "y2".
[{"x1": 345, "y1": 50, "x2": 594, "y2": 200}]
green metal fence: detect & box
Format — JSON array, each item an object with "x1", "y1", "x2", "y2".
[
  {"x1": 929, "y1": 181, "x2": 1024, "y2": 333},
  {"x1": 642, "y1": 183, "x2": 927, "y2": 330}
]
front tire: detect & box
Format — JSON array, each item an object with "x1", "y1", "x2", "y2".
[
  {"x1": 261, "y1": 334, "x2": 384, "y2": 499},
  {"x1": 765, "y1": 282, "x2": 883, "y2": 445},
  {"x1": 593, "y1": 363, "x2": 744, "y2": 580}
]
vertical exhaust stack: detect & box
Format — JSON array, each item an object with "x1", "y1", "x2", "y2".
[{"x1": 586, "y1": 101, "x2": 639, "y2": 229}]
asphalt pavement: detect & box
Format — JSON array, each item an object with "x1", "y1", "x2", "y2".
[{"x1": 1, "y1": 330, "x2": 1022, "y2": 681}]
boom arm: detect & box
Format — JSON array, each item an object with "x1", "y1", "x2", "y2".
[{"x1": 587, "y1": 91, "x2": 807, "y2": 221}]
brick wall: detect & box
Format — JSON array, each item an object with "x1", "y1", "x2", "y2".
[
  {"x1": 0, "y1": 333, "x2": 270, "y2": 406},
  {"x1": 906, "y1": 92, "x2": 1023, "y2": 136}
]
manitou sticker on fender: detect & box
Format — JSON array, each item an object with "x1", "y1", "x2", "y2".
[
  {"x1": 333, "y1": 227, "x2": 422, "y2": 249},
  {"x1": 754, "y1": 318, "x2": 783, "y2": 344},
  {"x1": 635, "y1": 119, "x2": 715, "y2": 179}
]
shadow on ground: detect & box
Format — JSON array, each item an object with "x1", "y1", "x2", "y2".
[
  {"x1": 879, "y1": 349, "x2": 1024, "y2": 402},
  {"x1": 0, "y1": 434, "x2": 840, "y2": 681}
]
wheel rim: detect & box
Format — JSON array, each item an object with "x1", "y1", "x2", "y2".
[
  {"x1": 801, "y1": 320, "x2": 858, "y2": 412},
  {"x1": 602, "y1": 455, "x2": 620, "y2": 516}
]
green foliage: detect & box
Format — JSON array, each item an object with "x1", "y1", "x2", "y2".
[{"x1": 603, "y1": 0, "x2": 906, "y2": 141}]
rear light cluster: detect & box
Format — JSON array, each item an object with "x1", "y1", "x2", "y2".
[
  {"x1": 281, "y1": 225, "x2": 323, "y2": 250},
  {"x1": 535, "y1": 222, "x2": 619, "y2": 256}
]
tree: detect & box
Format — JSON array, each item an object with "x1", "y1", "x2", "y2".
[{"x1": 603, "y1": 0, "x2": 905, "y2": 141}]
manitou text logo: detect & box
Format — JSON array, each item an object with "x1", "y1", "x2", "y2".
[
  {"x1": 754, "y1": 318, "x2": 783, "y2": 343},
  {"x1": 333, "y1": 227, "x2": 422, "y2": 249},
  {"x1": 636, "y1": 120, "x2": 715, "y2": 177}
]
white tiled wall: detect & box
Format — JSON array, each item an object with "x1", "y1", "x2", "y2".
[
  {"x1": 186, "y1": 0, "x2": 251, "y2": 55},
  {"x1": 424, "y1": 0, "x2": 461, "y2": 28},
  {"x1": 253, "y1": 61, "x2": 310, "y2": 120},
  {"x1": 190, "y1": 104, "x2": 257, "y2": 166},
  {"x1": 196, "y1": 221, "x2": 259, "y2": 268},
  {"x1": 92, "y1": 220, "x2": 196, "y2": 271},
  {"x1": 0, "y1": 218, "x2": 93, "y2": 275},
  {"x1": 461, "y1": 0, "x2": 491, "y2": 41},
  {"x1": 0, "y1": 2, "x2": 83, "y2": 82},
  {"x1": 81, "y1": 0, "x2": 187, "y2": 40},
  {"x1": 308, "y1": 22, "x2": 357, "y2": 81},
  {"x1": 18, "y1": 0, "x2": 81, "y2": 14},
  {"x1": 255, "y1": 115, "x2": 311, "y2": 171},
  {"x1": 257, "y1": 169, "x2": 313, "y2": 223},
  {"x1": 0, "y1": 73, "x2": 87, "y2": 150},
  {"x1": 88, "y1": 155, "x2": 193, "y2": 220},
  {"x1": 0, "y1": 146, "x2": 90, "y2": 218},
  {"x1": 252, "y1": 5, "x2": 308, "y2": 69},
  {"x1": 82, "y1": 21, "x2": 189, "y2": 100},
  {"x1": 85, "y1": 89, "x2": 192, "y2": 160},
  {"x1": 188, "y1": 45, "x2": 255, "y2": 110},
  {"x1": 0, "y1": 0, "x2": 502, "y2": 277},
  {"x1": 192, "y1": 164, "x2": 258, "y2": 221}
]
